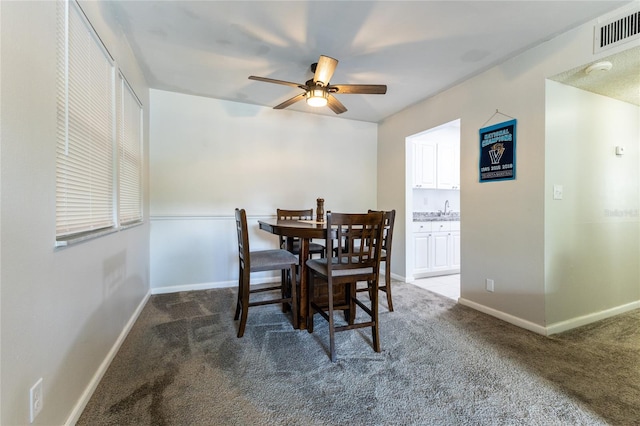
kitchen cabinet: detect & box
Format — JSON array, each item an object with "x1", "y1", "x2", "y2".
[
  {"x1": 413, "y1": 222, "x2": 432, "y2": 273},
  {"x1": 413, "y1": 220, "x2": 460, "y2": 277},
  {"x1": 431, "y1": 222, "x2": 451, "y2": 272},
  {"x1": 413, "y1": 141, "x2": 459, "y2": 190},
  {"x1": 436, "y1": 143, "x2": 460, "y2": 190},
  {"x1": 413, "y1": 142, "x2": 436, "y2": 188},
  {"x1": 450, "y1": 228, "x2": 461, "y2": 269}
]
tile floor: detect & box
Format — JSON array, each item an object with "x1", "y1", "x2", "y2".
[{"x1": 411, "y1": 274, "x2": 460, "y2": 301}]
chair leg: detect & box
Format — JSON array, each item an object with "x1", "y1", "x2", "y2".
[
  {"x1": 289, "y1": 265, "x2": 299, "y2": 329},
  {"x1": 371, "y1": 279, "x2": 380, "y2": 353},
  {"x1": 234, "y1": 265, "x2": 242, "y2": 321},
  {"x1": 327, "y1": 279, "x2": 336, "y2": 362},
  {"x1": 281, "y1": 270, "x2": 286, "y2": 311},
  {"x1": 281, "y1": 269, "x2": 289, "y2": 312},
  {"x1": 385, "y1": 266, "x2": 394, "y2": 312},
  {"x1": 307, "y1": 271, "x2": 314, "y2": 333},
  {"x1": 347, "y1": 282, "x2": 356, "y2": 324},
  {"x1": 234, "y1": 292, "x2": 241, "y2": 321},
  {"x1": 237, "y1": 269, "x2": 250, "y2": 338}
]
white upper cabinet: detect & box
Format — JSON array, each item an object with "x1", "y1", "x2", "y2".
[
  {"x1": 413, "y1": 141, "x2": 437, "y2": 188},
  {"x1": 436, "y1": 143, "x2": 460, "y2": 190},
  {"x1": 413, "y1": 140, "x2": 460, "y2": 190}
]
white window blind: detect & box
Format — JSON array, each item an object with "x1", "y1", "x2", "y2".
[
  {"x1": 118, "y1": 76, "x2": 143, "y2": 225},
  {"x1": 56, "y1": 1, "x2": 144, "y2": 244},
  {"x1": 56, "y1": 0, "x2": 115, "y2": 238}
]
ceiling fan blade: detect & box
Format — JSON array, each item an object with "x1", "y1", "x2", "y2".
[
  {"x1": 329, "y1": 84, "x2": 387, "y2": 95},
  {"x1": 313, "y1": 55, "x2": 338, "y2": 86},
  {"x1": 326, "y1": 94, "x2": 347, "y2": 114},
  {"x1": 249, "y1": 75, "x2": 304, "y2": 89},
  {"x1": 274, "y1": 93, "x2": 305, "y2": 110}
]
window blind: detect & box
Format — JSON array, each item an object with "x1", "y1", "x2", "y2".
[
  {"x1": 56, "y1": 0, "x2": 115, "y2": 238},
  {"x1": 118, "y1": 76, "x2": 143, "y2": 225}
]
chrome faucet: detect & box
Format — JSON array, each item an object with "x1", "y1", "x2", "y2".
[{"x1": 444, "y1": 200, "x2": 450, "y2": 215}]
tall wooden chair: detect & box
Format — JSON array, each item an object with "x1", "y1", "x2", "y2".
[
  {"x1": 276, "y1": 208, "x2": 325, "y2": 258},
  {"x1": 234, "y1": 208, "x2": 298, "y2": 337},
  {"x1": 306, "y1": 211, "x2": 384, "y2": 362},
  {"x1": 358, "y1": 209, "x2": 396, "y2": 311}
]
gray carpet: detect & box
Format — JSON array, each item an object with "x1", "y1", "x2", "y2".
[{"x1": 78, "y1": 281, "x2": 640, "y2": 425}]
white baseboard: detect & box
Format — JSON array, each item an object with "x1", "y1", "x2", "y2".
[
  {"x1": 150, "y1": 277, "x2": 286, "y2": 295},
  {"x1": 412, "y1": 269, "x2": 460, "y2": 280},
  {"x1": 458, "y1": 297, "x2": 640, "y2": 336},
  {"x1": 151, "y1": 280, "x2": 236, "y2": 294},
  {"x1": 545, "y1": 300, "x2": 640, "y2": 335},
  {"x1": 390, "y1": 272, "x2": 408, "y2": 283},
  {"x1": 458, "y1": 298, "x2": 548, "y2": 335},
  {"x1": 65, "y1": 290, "x2": 151, "y2": 426},
  {"x1": 152, "y1": 272, "x2": 403, "y2": 295}
]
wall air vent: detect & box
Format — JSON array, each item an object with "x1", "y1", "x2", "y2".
[{"x1": 594, "y1": 8, "x2": 640, "y2": 53}]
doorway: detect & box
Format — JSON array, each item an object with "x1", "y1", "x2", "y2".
[{"x1": 405, "y1": 119, "x2": 461, "y2": 300}]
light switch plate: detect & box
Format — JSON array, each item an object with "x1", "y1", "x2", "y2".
[
  {"x1": 553, "y1": 184, "x2": 563, "y2": 200},
  {"x1": 30, "y1": 378, "x2": 43, "y2": 423}
]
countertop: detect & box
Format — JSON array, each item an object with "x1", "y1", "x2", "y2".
[{"x1": 413, "y1": 211, "x2": 460, "y2": 222}]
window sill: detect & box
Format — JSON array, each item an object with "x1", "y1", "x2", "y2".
[
  {"x1": 55, "y1": 221, "x2": 144, "y2": 248},
  {"x1": 120, "y1": 220, "x2": 144, "y2": 231}
]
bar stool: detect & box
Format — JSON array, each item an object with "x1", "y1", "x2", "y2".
[
  {"x1": 234, "y1": 208, "x2": 298, "y2": 337},
  {"x1": 306, "y1": 211, "x2": 384, "y2": 362}
]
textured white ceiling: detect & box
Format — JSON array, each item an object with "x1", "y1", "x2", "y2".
[
  {"x1": 550, "y1": 46, "x2": 640, "y2": 106},
  {"x1": 102, "y1": 0, "x2": 635, "y2": 122}
]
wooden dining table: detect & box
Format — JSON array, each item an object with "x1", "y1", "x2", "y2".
[{"x1": 258, "y1": 218, "x2": 329, "y2": 329}]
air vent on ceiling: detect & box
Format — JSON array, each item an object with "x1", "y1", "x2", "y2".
[{"x1": 594, "y1": 8, "x2": 640, "y2": 53}]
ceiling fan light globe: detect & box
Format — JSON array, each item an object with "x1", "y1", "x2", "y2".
[
  {"x1": 306, "y1": 97, "x2": 328, "y2": 107},
  {"x1": 305, "y1": 89, "x2": 328, "y2": 107}
]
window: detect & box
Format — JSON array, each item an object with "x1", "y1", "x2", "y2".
[
  {"x1": 118, "y1": 75, "x2": 143, "y2": 226},
  {"x1": 56, "y1": 0, "x2": 143, "y2": 246}
]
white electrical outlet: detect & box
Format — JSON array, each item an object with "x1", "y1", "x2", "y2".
[
  {"x1": 30, "y1": 378, "x2": 43, "y2": 423},
  {"x1": 486, "y1": 278, "x2": 494, "y2": 292}
]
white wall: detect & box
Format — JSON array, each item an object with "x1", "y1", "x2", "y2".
[
  {"x1": 0, "y1": 2, "x2": 150, "y2": 424},
  {"x1": 381, "y1": 67, "x2": 548, "y2": 327},
  {"x1": 545, "y1": 81, "x2": 640, "y2": 328},
  {"x1": 377, "y1": 5, "x2": 639, "y2": 332},
  {"x1": 412, "y1": 189, "x2": 460, "y2": 213},
  {"x1": 149, "y1": 90, "x2": 378, "y2": 291}
]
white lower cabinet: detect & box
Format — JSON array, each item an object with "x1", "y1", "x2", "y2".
[
  {"x1": 413, "y1": 221, "x2": 460, "y2": 277},
  {"x1": 413, "y1": 222, "x2": 432, "y2": 274},
  {"x1": 431, "y1": 232, "x2": 450, "y2": 272},
  {"x1": 450, "y1": 229, "x2": 461, "y2": 269}
]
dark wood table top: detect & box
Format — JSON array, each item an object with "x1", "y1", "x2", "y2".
[{"x1": 258, "y1": 218, "x2": 328, "y2": 239}]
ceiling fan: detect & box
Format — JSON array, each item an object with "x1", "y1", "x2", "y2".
[{"x1": 248, "y1": 55, "x2": 387, "y2": 114}]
